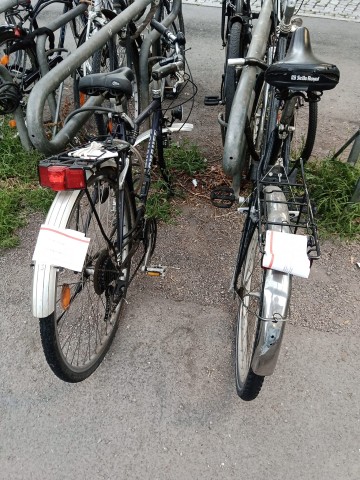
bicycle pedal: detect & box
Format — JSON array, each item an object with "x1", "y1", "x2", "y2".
[
  {"x1": 210, "y1": 186, "x2": 236, "y2": 208},
  {"x1": 142, "y1": 265, "x2": 166, "y2": 277},
  {"x1": 204, "y1": 96, "x2": 221, "y2": 106}
]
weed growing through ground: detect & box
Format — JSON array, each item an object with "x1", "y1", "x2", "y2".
[
  {"x1": 306, "y1": 157, "x2": 360, "y2": 239},
  {"x1": 146, "y1": 141, "x2": 207, "y2": 222},
  {"x1": 164, "y1": 141, "x2": 207, "y2": 176}
]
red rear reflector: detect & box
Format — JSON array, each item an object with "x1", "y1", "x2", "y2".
[
  {"x1": 66, "y1": 169, "x2": 87, "y2": 189},
  {"x1": 39, "y1": 166, "x2": 86, "y2": 191}
]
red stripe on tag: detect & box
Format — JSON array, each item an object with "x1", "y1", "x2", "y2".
[
  {"x1": 40, "y1": 226, "x2": 90, "y2": 244},
  {"x1": 268, "y1": 231, "x2": 275, "y2": 269}
]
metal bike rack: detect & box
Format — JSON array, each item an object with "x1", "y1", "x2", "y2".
[
  {"x1": 222, "y1": 0, "x2": 274, "y2": 191},
  {"x1": 26, "y1": 0, "x2": 153, "y2": 154},
  {"x1": 0, "y1": 0, "x2": 23, "y2": 14},
  {"x1": 0, "y1": 3, "x2": 88, "y2": 149},
  {"x1": 138, "y1": 0, "x2": 182, "y2": 111}
]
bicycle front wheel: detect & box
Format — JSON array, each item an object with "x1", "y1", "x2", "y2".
[
  {"x1": 223, "y1": 21, "x2": 242, "y2": 124},
  {"x1": 0, "y1": 29, "x2": 38, "y2": 105},
  {"x1": 39, "y1": 168, "x2": 132, "y2": 383},
  {"x1": 235, "y1": 226, "x2": 265, "y2": 401},
  {"x1": 155, "y1": 0, "x2": 185, "y2": 98}
]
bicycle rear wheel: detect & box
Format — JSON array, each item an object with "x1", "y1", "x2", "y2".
[
  {"x1": 289, "y1": 97, "x2": 318, "y2": 162},
  {"x1": 39, "y1": 168, "x2": 132, "y2": 382},
  {"x1": 235, "y1": 223, "x2": 265, "y2": 401}
]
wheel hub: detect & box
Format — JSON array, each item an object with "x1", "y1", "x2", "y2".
[{"x1": 93, "y1": 249, "x2": 118, "y2": 295}]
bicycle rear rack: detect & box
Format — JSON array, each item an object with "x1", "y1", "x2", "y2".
[{"x1": 256, "y1": 159, "x2": 320, "y2": 260}]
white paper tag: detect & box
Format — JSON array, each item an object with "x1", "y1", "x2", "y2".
[
  {"x1": 68, "y1": 141, "x2": 115, "y2": 160},
  {"x1": 32, "y1": 225, "x2": 90, "y2": 272},
  {"x1": 262, "y1": 230, "x2": 310, "y2": 278}
]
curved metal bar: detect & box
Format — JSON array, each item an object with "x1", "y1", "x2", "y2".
[
  {"x1": 27, "y1": 0, "x2": 152, "y2": 154},
  {"x1": 35, "y1": 4, "x2": 89, "y2": 121},
  {"x1": 222, "y1": 0, "x2": 274, "y2": 180},
  {"x1": 0, "y1": 0, "x2": 22, "y2": 14},
  {"x1": 139, "y1": 0, "x2": 181, "y2": 111}
]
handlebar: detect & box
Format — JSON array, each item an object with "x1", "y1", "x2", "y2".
[
  {"x1": 228, "y1": 57, "x2": 268, "y2": 70},
  {"x1": 150, "y1": 18, "x2": 185, "y2": 82},
  {"x1": 150, "y1": 18, "x2": 185, "y2": 46},
  {"x1": 152, "y1": 61, "x2": 183, "y2": 81}
]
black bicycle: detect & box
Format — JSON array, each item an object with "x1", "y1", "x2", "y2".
[
  {"x1": 204, "y1": 0, "x2": 252, "y2": 142},
  {"x1": 212, "y1": 0, "x2": 339, "y2": 400},
  {"x1": 31, "y1": 18, "x2": 193, "y2": 382}
]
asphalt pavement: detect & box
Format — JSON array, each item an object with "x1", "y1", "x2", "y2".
[
  {"x1": 0, "y1": 3, "x2": 359, "y2": 480},
  {"x1": 183, "y1": 0, "x2": 360, "y2": 22}
]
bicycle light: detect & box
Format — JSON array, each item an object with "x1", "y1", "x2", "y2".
[{"x1": 39, "y1": 166, "x2": 86, "y2": 191}]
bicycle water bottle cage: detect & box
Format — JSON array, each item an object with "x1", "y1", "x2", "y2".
[
  {"x1": 78, "y1": 67, "x2": 134, "y2": 98},
  {"x1": 265, "y1": 27, "x2": 339, "y2": 92}
]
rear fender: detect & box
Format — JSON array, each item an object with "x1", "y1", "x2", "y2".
[
  {"x1": 251, "y1": 185, "x2": 292, "y2": 376},
  {"x1": 32, "y1": 190, "x2": 80, "y2": 319}
]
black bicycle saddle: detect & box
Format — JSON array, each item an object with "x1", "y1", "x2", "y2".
[
  {"x1": 78, "y1": 66, "x2": 134, "y2": 98},
  {"x1": 265, "y1": 27, "x2": 340, "y2": 92}
]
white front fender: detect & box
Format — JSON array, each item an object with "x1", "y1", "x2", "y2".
[{"x1": 134, "y1": 123, "x2": 194, "y2": 146}]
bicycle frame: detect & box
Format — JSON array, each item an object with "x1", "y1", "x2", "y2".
[
  {"x1": 228, "y1": 0, "x2": 310, "y2": 378},
  {"x1": 134, "y1": 96, "x2": 171, "y2": 191}
]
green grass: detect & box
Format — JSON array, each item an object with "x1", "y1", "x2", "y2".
[
  {"x1": 164, "y1": 141, "x2": 207, "y2": 176},
  {"x1": 2, "y1": 122, "x2": 357, "y2": 247},
  {"x1": 0, "y1": 132, "x2": 207, "y2": 245},
  {"x1": 306, "y1": 157, "x2": 360, "y2": 239},
  {"x1": 147, "y1": 141, "x2": 207, "y2": 222},
  {"x1": 0, "y1": 121, "x2": 54, "y2": 249}
]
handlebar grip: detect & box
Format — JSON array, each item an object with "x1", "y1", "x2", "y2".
[
  {"x1": 150, "y1": 18, "x2": 172, "y2": 37},
  {"x1": 152, "y1": 62, "x2": 182, "y2": 81},
  {"x1": 150, "y1": 19, "x2": 186, "y2": 46}
]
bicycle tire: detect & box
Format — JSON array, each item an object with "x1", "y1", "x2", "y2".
[
  {"x1": 93, "y1": 36, "x2": 141, "y2": 132},
  {"x1": 235, "y1": 224, "x2": 265, "y2": 401},
  {"x1": 0, "y1": 30, "x2": 38, "y2": 97},
  {"x1": 92, "y1": 36, "x2": 121, "y2": 135},
  {"x1": 74, "y1": 24, "x2": 140, "y2": 135},
  {"x1": 39, "y1": 167, "x2": 132, "y2": 383},
  {"x1": 223, "y1": 21, "x2": 242, "y2": 124},
  {"x1": 67, "y1": 1, "x2": 88, "y2": 45},
  {"x1": 276, "y1": 94, "x2": 318, "y2": 167},
  {"x1": 72, "y1": 26, "x2": 120, "y2": 138},
  {"x1": 292, "y1": 98, "x2": 318, "y2": 162}
]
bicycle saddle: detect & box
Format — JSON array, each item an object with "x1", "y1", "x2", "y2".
[
  {"x1": 265, "y1": 27, "x2": 339, "y2": 92},
  {"x1": 78, "y1": 67, "x2": 134, "y2": 98}
]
